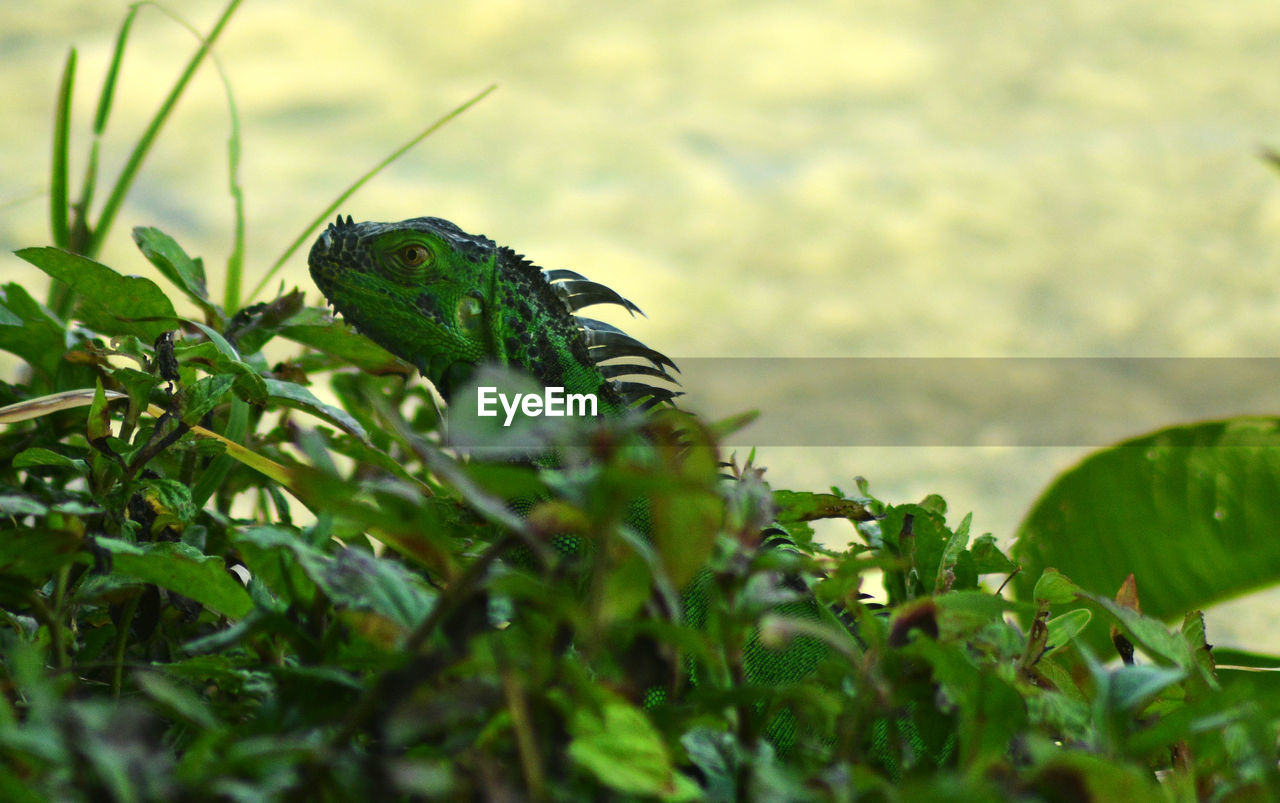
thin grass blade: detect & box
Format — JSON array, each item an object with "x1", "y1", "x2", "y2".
[
  {"x1": 249, "y1": 84, "x2": 498, "y2": 303},
  {"x1": 49, "y1": 48, "x2": 75, "y2": 250},
  {"x1": 86, "y1": 0, "x2": 243, "y2": 258}
]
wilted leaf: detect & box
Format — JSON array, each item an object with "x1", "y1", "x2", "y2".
[{"x1": 773, "y1": 490, "x2": 878, "y2": 523}]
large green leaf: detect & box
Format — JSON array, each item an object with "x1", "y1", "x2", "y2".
[
  {"x1": 16, "y1": 247, "x2": 176, "y2": 341},
  {"x1": 96, "y1": 538, "x2": 252, "y2": 618},
  {"x1": 1012, "y1": 417, "x2": 1280, "y2": 643}
]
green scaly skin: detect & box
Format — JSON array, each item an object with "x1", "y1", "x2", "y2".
[
  {"x1": 308, "y1": 215, "x2": 677, "y2": 410},
  {"x1": 309, "y1": 215, "x2": 832, "y2": 750}
]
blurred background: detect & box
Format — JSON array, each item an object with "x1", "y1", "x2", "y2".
[{"x1": 3, "y1": 1, "x2": 1280, "y2": 644}]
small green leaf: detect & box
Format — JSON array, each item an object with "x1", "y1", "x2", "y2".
[
  {"x1": 300, "y1": 547, "x2": 435, "y2": 632},
  {"x1": 1108, "y1": 663, "x2": 1187, "y2": 712},
  {"x1": 134, "y1": 671, "x2": 220, "y2": 731},
  {"x1": 16, "y1": 247, "x2": 177, "y2": 341},
  {"x1": 13, "y1": 448, "x2": 87, "y2": 473},
  {"x1": 182, "y1": 374, "x2": 236, "y2": 424},
  {"x1": 970, "y1": 533, "x2": 1017, "y2": 575},
  {"x1": 773, "y1": 490, "x2": 878, "y2": 523},
  {"x1": 1044, "y1": 609, "x2": 1092, "y2": 656},
  {"x1": 1083, "y1": 592, "x2": 1203, "y2": 674},
  {"x1": 1033, "y1": 568, "x2": 1079, "y2": 605},
  {"x1": 50, "y1": 48, "x2": 75, "y2": 249},
  {"x1": 281, "y1": 317, "x2": 410, "y2": 375}
]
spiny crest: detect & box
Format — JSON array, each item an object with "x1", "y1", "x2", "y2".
[{"x1": 513, "y1": 251, "x2": 682, "y2": 411}]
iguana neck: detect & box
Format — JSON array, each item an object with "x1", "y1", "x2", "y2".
[{"x1": 488, "y1": 247, "x2": 626, "y2": 414}]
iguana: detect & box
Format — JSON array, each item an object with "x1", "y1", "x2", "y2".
[{"x1": 308, "y1": 215, "x2": 849, "y2": 752}]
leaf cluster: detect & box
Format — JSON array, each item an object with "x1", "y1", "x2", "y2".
[{"x1": 2, "y1": 6, "x2": 1278, "y2": 800}]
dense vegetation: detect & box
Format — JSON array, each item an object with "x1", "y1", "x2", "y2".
[{"x1": 2, "y1": 5, "x2": 1278, "y2": 799}]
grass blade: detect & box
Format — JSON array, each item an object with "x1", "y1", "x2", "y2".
[
  {"x1": 247, "y1": 84, "x2": 498, "y2": 303},
  {"x1": 223, "y1": 92, "x2": 245, "y2": 312},
  {"x1": 92, "y1": 5, "x2": 138, "y2": 136},
  {"x1": 49, "y1": 48, "x2": 75, "y2": 250},
  {"x1": 85, "y1": 0, "x2": 243, "y2": 259}
]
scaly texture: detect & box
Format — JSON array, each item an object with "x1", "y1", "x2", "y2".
[
  {"x1": 309, "y1": 215, "x2": 832, "y2": 750},
  {"x1": 308, "y1": 215, "x2": 678, "y2": 409}
]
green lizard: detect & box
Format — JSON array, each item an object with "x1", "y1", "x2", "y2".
[{"x1": 308, "y1": 215, "x2": 847, "y2": 752}]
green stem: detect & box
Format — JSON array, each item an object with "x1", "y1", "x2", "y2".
[{"x1": 112, "y1": 593, "x2": 142, "y2": 698}]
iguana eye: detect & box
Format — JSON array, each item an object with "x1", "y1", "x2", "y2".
[{"x1": 398, "y1": 244, "x2": 431, "y2": 267}]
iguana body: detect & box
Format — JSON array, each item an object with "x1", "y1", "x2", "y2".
[{"x1": 309, "y1": 215, "x2": 832, "y2": 747}]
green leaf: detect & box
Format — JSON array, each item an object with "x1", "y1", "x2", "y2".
[
  {"x1": 264, "y1": 378, "x2": 368, "y2": 441},
  {"x1": 1032, "y1": 568, "x2": 1080, "y2": 605},
  {"x1": 234, "y1": 527, "x2": 436, "y2": 630},
  {"x1": 970, "y1": 533, "x2": 1017, "y2": 575},
  {"x1": 1014, "y1": 417, "x2": 1280, "y2": 648},
  {"x1": 280, "y1": 317, "x2": 410, "y2": 375},
  {"x1": 132, "y1": 227, "x2": 215, "y2": 315},
  {"x1": 50, "y1": 48, "x2": 75, "y2": 249},
  {"x1": 0, "y1": 527, "x2": 82, "y2": 582},
  {"x1": 300, "y1": 547, "x2": 435, "y2": 632},
  {"x1": 0, "y1": 284, "x2": 67, "y2": 379},
  {"x1": 1107, "y1": 663, "x2": 1187, "y2": 712},
  {"x1": 13, "y1": 448, "x2": 87, "y2": 474},
  {"x1": 1082, "y1": 592, "x2": 1207, "y2": 678},
  {"x1": 1044, "y1": 609, "x2": 1092, "y2": 656},
  {"x1": 567, "y1": 695, "x2": 684, "y2": 797},
  {"x1": 96, "y1": 538, "x2": 252, "y2": 618},
  {"x1": 133, "y1": 671, "x2": 220, "y2": 731},
  {"x1": 16, "y1": 247, "x2": 176, "y2": 341},
  {"x1": 182, "y1": 374, "x2": 236, "y2": 424},
  {"x1": 935, "y1": 512, "x2": 971, "y2": 589},
  {"x1": 772, "y1": 490, "x2": 877, "y2": 523}
]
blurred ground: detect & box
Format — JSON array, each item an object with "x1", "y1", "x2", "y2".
[{"x1": 3, "y1": 0, "x2": 1280, "y2": 646}]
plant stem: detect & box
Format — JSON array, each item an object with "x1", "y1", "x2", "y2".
[{"x1": 112, "y1": 593, "x2": 141, "y2": 698}]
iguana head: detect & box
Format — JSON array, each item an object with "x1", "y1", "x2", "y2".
[
  {"x1": 308, "y1": 216, "x2": 500, "y2": 394},
  {"x1": 309, "y1": 216, "x2": 679, "y2": 407}
]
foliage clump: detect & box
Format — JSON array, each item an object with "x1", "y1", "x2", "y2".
[{"x1": 2, "y1": 5, "x2": 1279, "y2": 800}]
